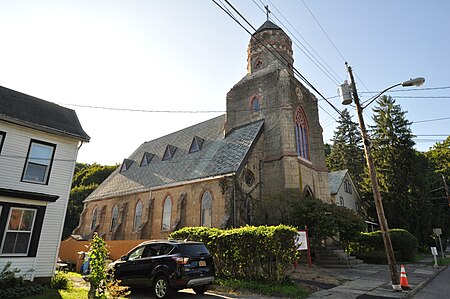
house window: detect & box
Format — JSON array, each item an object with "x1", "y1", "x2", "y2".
[
  {"x1": 294, "y1": 106, "x2": 310, "y2": 160},
  {"x1": 110, "y1": 205, "x2": 118, "y2": 231},
  {"x1": 251, "y1": 96, "x2": 260, "y2": 113},
  {"x1": 162, "y1": 196, "x2": 172, "y2": 231},
  {"x1": 120, "y1": 159, "x2": 133, "y2": 172},
  {"x1": 1, "y1": 208, "x2": 36, "y2": 255},
  {"x1": 134, "y1": 200, "x2": 143, "y2": 231},
  {"x1": 344, "y1": 179, "x2": 352, "y2": 194},
  {"x1": 90, "y1": 207, "x2": 98, "y2": 231},
  {"x1": 201, "y1": 191, "x2": 212, "y2": 227},
  {"x1": 189, "y1": 136, "x2": 204, "y2": 153},
  {"x1": 162, "y1": 145, "x2": 177, "y2": 161},
  {"x1": 0, "y1": 131, "x2": 5, "y2": 153},
  {"x1": 22, "y1": 140, "x2": 56, "y2": 184},
  {"x1": 140, "y1": 152, "x2": 154, "y2": 166},
  {"x1": 339, "y1": 196, "x2": 345, "y2": 207}
]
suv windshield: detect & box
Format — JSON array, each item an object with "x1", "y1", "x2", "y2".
[{"x1": 179, "y1": 244, "x2": 210, "y2": 256}]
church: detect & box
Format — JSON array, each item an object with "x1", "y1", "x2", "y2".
[{"x1": 74, "y1": 20, "x2": 332, "y2": 240}]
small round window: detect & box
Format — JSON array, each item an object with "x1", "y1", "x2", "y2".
[{"x1": 244, "y1": 170, "x2": 255, "y2": 187}]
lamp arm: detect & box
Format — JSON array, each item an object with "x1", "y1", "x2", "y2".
[{"x1": 361, "y1": 83, "x2": 402, "y2": 110}]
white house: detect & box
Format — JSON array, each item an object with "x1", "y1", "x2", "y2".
[
  {"x1": 0, "y1": 86, "x2": 89, "y2": 281},
  {"x1": 328, "y1": 169, "x2": 361, "y2": 212}
]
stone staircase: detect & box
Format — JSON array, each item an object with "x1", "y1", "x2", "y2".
[{"x1": 313, "y1": 246, "x2": 364, "y2": 268}]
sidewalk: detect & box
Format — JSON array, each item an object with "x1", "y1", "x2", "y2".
[{"x1": 305, "y1": 256, "x2": 445, "y2": 299}]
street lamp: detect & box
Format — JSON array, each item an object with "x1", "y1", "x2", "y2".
[{"x1": 340, "y1": 62, "x2": 424, "y2": 291}]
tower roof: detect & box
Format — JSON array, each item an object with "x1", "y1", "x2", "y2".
[{"x1": 254, "y1": 20, "x2": 282, "y2": 34}]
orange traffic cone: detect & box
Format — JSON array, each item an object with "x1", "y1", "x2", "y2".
[{"x1": 400, "y1": 265, "x2": 410, "y2": 290}]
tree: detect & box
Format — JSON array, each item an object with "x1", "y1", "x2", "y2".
[
  {"x1": 363, "y1": 95, "x2": 431, "y2": 246},
  {"x1": 327, "y1": 108, "x2": 365, "y2": 186},
  {"x1": 63, "y1": 163, "x2": 118, "y2": 239}
]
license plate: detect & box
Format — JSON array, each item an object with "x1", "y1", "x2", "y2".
[{"x1": 199, "y1": 261, "x2": 206, "y2": 267}]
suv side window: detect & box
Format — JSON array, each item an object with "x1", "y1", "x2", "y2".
[
  {"x1": 147, "y1": 244, "x2": 161, "y2": 257},
  {"x1": 128, "y1": 246, "x2": 145, "y2": 260},
  {"x1": 159, "y1": 244, "x2": 174, "y2": 255}
]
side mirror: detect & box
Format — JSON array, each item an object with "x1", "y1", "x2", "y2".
[{"x1": 120, "y1": 255, "x2": 128, "y2": 261}]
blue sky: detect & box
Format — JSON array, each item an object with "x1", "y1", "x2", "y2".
[{"x1": 1, "y1": 1, "x2": 448, "y2": 165}]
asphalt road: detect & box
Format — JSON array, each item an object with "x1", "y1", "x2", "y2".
[
  {"x1": 129, "y1": 288, "x2": 274, "y2": 299},
  {"x1": 412, "y1": 265, "x2": 450, "y2": 299}
]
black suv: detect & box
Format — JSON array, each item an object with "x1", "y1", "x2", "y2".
[{"x1": 109, "y1": 240, "x2": 215, "y2": 298}]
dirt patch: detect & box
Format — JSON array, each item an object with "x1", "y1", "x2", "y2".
[{"x1": 289, "y1": 265, "x2": 342, "y2": 293}]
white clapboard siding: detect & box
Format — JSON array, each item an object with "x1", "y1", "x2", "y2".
[{"x1": 0, "y1": 121, "x2": 80, "y2": 279}]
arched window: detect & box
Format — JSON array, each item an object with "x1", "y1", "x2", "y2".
[
  {"x1": 294, "y1": 106, "x2": 310, "y2": 160},
  {"x1": 110, "y1": 205, "x2": 118, "y2": 231},
  {"x1": 162, "y1": 196, "x2": 172, "y2": 231},
  {"x1": 134, "y1": 200, "x2": 143, "y2": 230},
  {"x1": 90, "y1": 207, "x2": 98, "y2": 231},
  {"x1": 303, "y1": 185, "x2": 314, "y2": 198},
  {"x1": 251, "y1": 96, "x2": 260, "y2": 113},
  {"x1": 201, "y1": 191, "x2": 212, "y2": 227}
]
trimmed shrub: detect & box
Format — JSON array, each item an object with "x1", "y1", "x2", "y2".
[
  {"x1": 50, "y1": 271, "x2": 73, "y2": 290},
  {"x1": 169, "y1": 225, "x2": 299, "y2": 283},
  {"x1": 351, "y1": 229, "x2": 418, "y2": 263}
]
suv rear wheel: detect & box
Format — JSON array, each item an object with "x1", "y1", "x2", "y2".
[
  {"x1": 193, "y1": 284, "x2": 208, "y2": 294},
  {"x1": 153, "y1": 275, "x2": 170, "y2": 299}
]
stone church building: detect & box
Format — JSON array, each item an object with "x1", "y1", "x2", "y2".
[{"x1": 74, "y1": 20, "x2": 332, "y2": 240}]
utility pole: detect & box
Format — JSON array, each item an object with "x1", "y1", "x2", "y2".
[
  {"x1": 345, "y1": 63, "x2": 400, "y2": 290},
  {"x1": 443, "y1": 174, "x2": 450, "y2": 207}
]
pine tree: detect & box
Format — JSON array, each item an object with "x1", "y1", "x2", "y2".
[
  {"x1": 327, "y1": 108, "x2": 365, "y2": 186},
  {"x1": 364, "y1": 95, "x2": 431, "y2": 244}
]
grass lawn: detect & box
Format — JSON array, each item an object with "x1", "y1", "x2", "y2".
[
  {"x1": 214, "y1": 278, "x2": 310, "y2": 299},
  {"x1": 23, "y1": 287, "x2": 88, "y2": 299}
]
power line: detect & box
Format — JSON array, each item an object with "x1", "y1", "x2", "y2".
[{"x1": 413, "y1": 117, "x2": 450, "y2": 124}]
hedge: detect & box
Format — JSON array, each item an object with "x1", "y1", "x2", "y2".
[
  {"x1": 351, "y1": 229, "x2": 418, "y2": 263},
  {"x1": 169, "y1": 225, "x2": 299, "y2": 283}
]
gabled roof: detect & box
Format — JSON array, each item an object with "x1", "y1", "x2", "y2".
[
  {"x1": 85, "y1": 115, "x2": 264, "y2": 201},
  {"x1": 254, "y1": 20, "x2": 282, "y2": 34},
  {"x1": 328, "y1": 169, "x2": 348, "y2": 195},
  {"x1": 0, "y1": 86, "x2": 90, "y2": 141}
]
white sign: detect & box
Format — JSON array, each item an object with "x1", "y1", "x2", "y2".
[
  {"x1": 295, "y1": 231, "x2": 308, "y2": 250},
  {"x1": 431, "y1": 247, "x2": 438, "y2": 256},
  {"x1": 433, "y1": 228, "x2": 442, "y2": 236}
]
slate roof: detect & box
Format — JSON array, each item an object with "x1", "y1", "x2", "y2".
[
  {"x1": 0, "y1": 86, "x2": 90, "y2": 141},
  {"x1": 85, "y1": 115, "x2": 264, "y2": 201},
  {"x1": 254, "y1": 20, "x2": 282, "y2": 34},
  {"x1": 328, "y1": 169, "x2": 348, "y2": 195}
]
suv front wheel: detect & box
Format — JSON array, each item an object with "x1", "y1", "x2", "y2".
[{"x1": 153, "y1": 275, "x2": 170, "y2": 299}]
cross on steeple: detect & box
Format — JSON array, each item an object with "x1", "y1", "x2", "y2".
[{"x1": 264, "y1": 5, "x2": 271, "y2": 21}]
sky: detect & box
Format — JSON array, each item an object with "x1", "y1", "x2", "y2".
[{"x1": 1, "y1": 1, "x2": 449, "y2": 165}]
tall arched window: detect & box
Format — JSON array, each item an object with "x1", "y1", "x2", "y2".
[
  {"x1": 110, "y1": 205, "x2": 118, "y2": 231},
  {"x1": 134, "y1": 200, "x2": 143, "y2": 231},
  {"x1": 90, "y1": 207, "x2": 98, "y2": 231},
  {"x1": 162, "y1": 196, "x2": 172, "y2": 231},
  {"x1": 294, "y1": 106, "x2": 310, "y2": 160},
  {"x1": 201, "y1": 191, "x2": 212, "y2": 227},
  {"x1": 251, "y1": 96, "x2": 260, "y2": 113}
]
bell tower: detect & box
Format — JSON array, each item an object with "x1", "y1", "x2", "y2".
[{"x1": 226, "y1": 20, "x2": 331, "y2": 202}]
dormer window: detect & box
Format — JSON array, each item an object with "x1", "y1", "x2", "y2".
[
  {"x1": 120, "y1": 159, "x2": 133, "y2": 172},
  {"x1": 162, "y1": 145, "x2": 177, "y2": 161},
  {"x1": 189, "y1": 136, "x2": 204, "y2": 153},
  {"x1": 140, "y1": 152, "x2": 154, "y2": 166},
  {"x1": 251, "y1": 96, "x2": 260, "y2": 113}
]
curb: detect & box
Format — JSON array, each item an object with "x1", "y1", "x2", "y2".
[{"x1": 406, "y1": 265, "x2": 447, "y2": 298}]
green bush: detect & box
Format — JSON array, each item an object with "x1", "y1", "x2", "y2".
[
  {"x1": 169, "y1": 225, "x2": 299, "y2": 283},
  {"x1": 0, "y1": 262, "x2": 45, "y2": 298},
  {"x1": 351, "y1": 229, "x2": 418, "y2": 263},
  {"x1": 50, "y1": 271, "x2": 73, "y2": 290}
]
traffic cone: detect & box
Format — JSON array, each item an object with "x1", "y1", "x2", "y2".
[{"x1": 400, "y1": 265, "x2": 410, "y2": 290}]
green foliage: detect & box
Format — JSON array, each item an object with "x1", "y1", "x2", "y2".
[
  {"x1": 63, "y1": 163, "x2": 117, "y2": 239},
  {"x1": 351, "y1": 229, "x2": 418, "y2": 263},
  {"x1": 169, "y1": 225, "x2": 299, "y2": 283},
  {"x1": 87, "y1": 233, "x2": 108, "y2": 299},
  {"x1": 50, "y1": 272, "x2": 73, "y2": 290},
  {"x1": 0, "y1": 262, "x2": 45, "y2": 298},
  {"x1": 326, "y1": 108, "x2": 365, "y2": 186}
]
